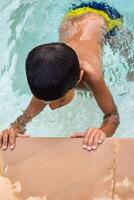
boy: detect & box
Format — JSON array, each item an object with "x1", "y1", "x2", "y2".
[{"x1": 0, "y1": 2, "x2": 122, "y2": 151}]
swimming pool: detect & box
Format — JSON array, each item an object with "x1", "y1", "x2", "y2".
[{"x1": 0, "y1": 0, "x2": 134, "y2": 137}]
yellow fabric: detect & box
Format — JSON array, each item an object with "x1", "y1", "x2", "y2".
[{"x1": 65, "y1": 7, "x2": 123, "y2": 32}]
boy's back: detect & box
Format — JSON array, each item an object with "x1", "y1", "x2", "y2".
[{"x1": 60, "y1": 13, "x2": 106, "y2": 70}]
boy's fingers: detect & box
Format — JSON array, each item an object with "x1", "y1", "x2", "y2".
[
  {"x1": 0, "y1": 129, "x2": 30, "y2": 151},
  {"x1": 92, "y1": 132, "x2": 101, "y2": 149},
  {"x1": 0, "y1": 133, "x2": 2, "y2": 147},
  {"x1": 87, "y1": 129, "x2": 98, "y2": 150},
  {"x1": 2, "y1": 130, "x2": 9, "y2": 150},
  {"x1": 98, "y1": 132, "x2": 106, "y2": 144},
  {"x1": 17, "y1": 133, "x2": 30, "y2": 138},
  {"x1": 9, "y1": 129, "x2": 16, "y2": 150},
  {"x1": 83, "y1": 129, "x2": 91, "y2": 146},
  {"x1": 70, "y1": 132, "x2": 84, "y2": 138}
]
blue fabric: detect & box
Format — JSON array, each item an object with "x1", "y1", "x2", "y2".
[{"x1": 71, "y1": 1, "x2": 123, "y2": 20}]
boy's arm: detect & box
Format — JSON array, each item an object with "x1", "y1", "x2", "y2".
[
  {"x1": 0, "y1": 96, "x2": 47, "y2": 150},
  {"x1": 10, "y1": 96, "x2": 47, "y2": 133},
  {"x1": 70, "y1": 55, "x2": 120, "y2": 151},
  {"x1": 84, "y1": 71, "x2": 120, "y2": 137}
]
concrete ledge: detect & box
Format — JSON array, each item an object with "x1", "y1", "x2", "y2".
[{"x1": 0, "y1": 138, "x2": 134, "y2": 199}]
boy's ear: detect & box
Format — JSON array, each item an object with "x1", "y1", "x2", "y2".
[{"x1": 77, "y1": 69, "x2": 84, "y2": 85}]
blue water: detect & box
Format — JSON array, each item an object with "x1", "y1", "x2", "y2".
[{"x1": 0, "y1": 0, "x2": 134, "y2": 137}]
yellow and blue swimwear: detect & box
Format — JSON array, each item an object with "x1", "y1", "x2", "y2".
[{"x1": 65, "y1": 1, "x2": 123, "y2": 38}]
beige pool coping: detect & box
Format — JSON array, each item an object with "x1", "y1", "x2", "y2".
[{"x1": 0, "y1": 138, "x2": 134, "y2": 200}]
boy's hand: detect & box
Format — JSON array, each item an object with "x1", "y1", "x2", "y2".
[
  {"x1": 0, "y1": 128, "x2": 29, "y2": 151},
  {"x1": 70, "y1": 128, "x2": 106, "y2": 151}
]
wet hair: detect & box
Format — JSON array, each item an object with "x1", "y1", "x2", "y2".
[{"x1": 25, "y1": 42, "x2": 80, "y2": 101}]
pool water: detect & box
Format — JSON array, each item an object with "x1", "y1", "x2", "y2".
[{"x1": 0, "y1": 0, "x2": 134, "y2": 137}]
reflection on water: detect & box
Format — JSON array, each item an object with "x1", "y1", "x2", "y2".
[{"x1": 0, "y1": 0, "x2": 134, "y2": 137}]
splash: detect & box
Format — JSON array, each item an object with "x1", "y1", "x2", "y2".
[{"x1": 0, "y1": 176, "x2": 47, "y2": 200}]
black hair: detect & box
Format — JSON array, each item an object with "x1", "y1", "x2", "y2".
[{"x1": 25, "y1": 42, "x2": 80, "y2": 101}]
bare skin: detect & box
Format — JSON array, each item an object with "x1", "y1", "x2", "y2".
[
  {"x1": 0, "y1": 13, "x2": 119, "y2": 151},
  {"x1": 59, "y1": 13, "x2": 120, "y2": 149}
]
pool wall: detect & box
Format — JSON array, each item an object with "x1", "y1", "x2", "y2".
[{"x1": 0, "y1": 138, "x2": 134, "y2": 199}]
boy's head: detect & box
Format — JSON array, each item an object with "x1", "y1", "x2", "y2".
[{"x1": 26, "y1": 43, "x2": 81, "y2": 109}]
